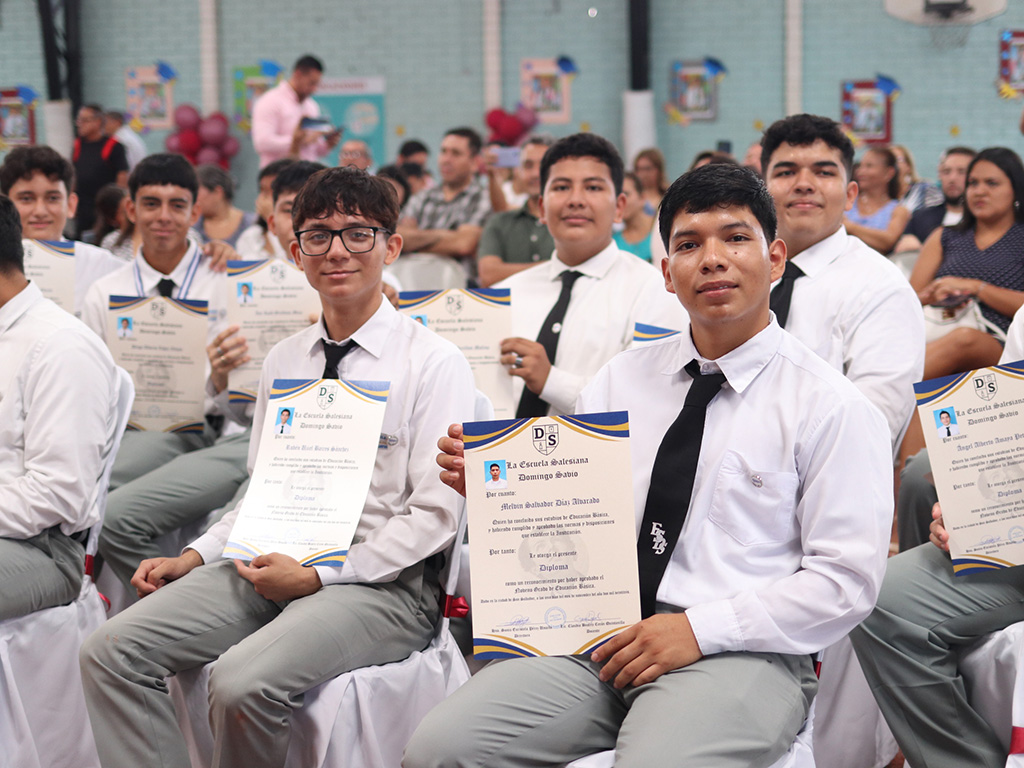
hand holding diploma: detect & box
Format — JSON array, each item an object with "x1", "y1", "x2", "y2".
[
  {"x1": 930, "y1": 503, "x2": 951, "y2": 553},
  {"x1": 437, "y1": 422, "x2": 467, "y2": 496},
  {"x1": 500, "y1": 337, "x2": 551, "y2": 394},
  {"x1": 207, "y1": 324, "x2": 250, "y2": 394}
]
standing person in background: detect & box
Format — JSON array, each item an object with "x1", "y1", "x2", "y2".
[
  {"x1": 251, "y1": 55, "x2": 340, "y2": 168},
  {"x1": 72, "y1": 104, "x2": 129, "y2": 240},
  {"x1": 632, "y1": 147, "x2": 669, "y2": 215},
  {"x1": 104, "y1": 111, "x2": 147, "y2": 171},
  {"x1": 844, "y1": 147, "x2": 909, "y2": 254},
  {"x1": 613, "y1": 171, "x2": 656, "y2": 262}
]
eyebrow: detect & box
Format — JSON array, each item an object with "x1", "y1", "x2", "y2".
[
  {"x1": 670, "y1": 219, "x2": 756, "y2": 243},
  {"x1": 770, "y1": 160, "x2": 840, "y2": 173},
  {"x1": 548, "y1": 176, "x2": 610, "y2": 185},
  {"x1": 139, "y1": 195, "x2": 191, "y2": 205}
]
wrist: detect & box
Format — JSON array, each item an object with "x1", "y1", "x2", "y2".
[{"x1": 976, "y1": 280, "x2": 985, "y2": 298}]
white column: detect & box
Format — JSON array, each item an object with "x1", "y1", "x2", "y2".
[
  {"x1": 483, "y1": 0, "x2": 502, "y2": 109},
  {"x1": 784, "y1": 0, "x2": 803, "y2": 116},
  {"x1": 622, "y1": 90, "x2": 656, "y2": 167},
  {"x1": 198, "y1": 0, "x2": 219, "y2": 114}
]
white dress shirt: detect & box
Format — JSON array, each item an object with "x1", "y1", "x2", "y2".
[
  {"x1": 497, "y1": 241, "x2": 686, "y2": 416},
  {"x1": 578, "y1": 318, "x2": 893, "y2": 656},
  {"x1": 251, "y1": 80, "x2": 328, "y2": 167},
  {"x1": 0, "y1": 282, "x2": 117, "y2": 539},
  {"x1": 189, "y1": 297, "x2": 476, "y2": 586},
  {"x1": 780, "y1": 226, "x2": 924, "y2": 454},
  {"x1": 114, "y1": 124, "x2": 148, "y2": 170}
]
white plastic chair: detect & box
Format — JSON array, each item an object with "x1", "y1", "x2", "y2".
[
  {"x1": 169, "y1": 510, "x2": 471, "y2": 768},
  {"x1": 0, "y1": 366, "x2": 134, "y2": 768},
  {"x1": 387, "y1": 253, "x2": 467, "y2": 291}
]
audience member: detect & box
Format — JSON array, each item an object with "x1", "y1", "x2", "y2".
[
  {"x1": 104, "y1": 110, "x2": 147, "y2": 170},
  {"x1": 896, "y1": 146, "x2": 976, "y2": 253},
  {"x1": 377, "y1": 164, "x2": 412, "y2": 208},
  {"x1": 689, "y1": 149, "x2": 737, "y2": 170},
  {"x1": 482, "y1": 143, "x2": 526, "y2": 213},
  {"x1": 410, "y1": 162, "x2": 892, "y2": 768},
  {"x1": 844, "y1": 146, "x2": 909, "y2": 254},
  {"x1": 401, "y1": 161, "x2": 431, "y2": 196},
  {"x1": 612, "y1": 171, "x2": 656, "y2": 262},
  {"x1": 72, "y1": 104, "x2": 129, "y2": 240},
  {"x1": 494, "y1": 133, "x2": 684, "y2": 418},
  {"x1": 893, "y1": 143, "x2": 944, "y2": 213},
  {"x1": 235, "y1": 158, "x2": 293, "y2": 260},
  {"x1": 195, "y1": 164, "x2": 257, "y2": 248},
  {"x1": 632, "y1": 147, "x2": 669, "y2": 215},
  {"x1": 743, "y1": 141, "x2": 763, "y2": 175},
  {"x1": 0, "y1": 146, "x2": 125, "y2": 316},
  {"x1": 92, "y1": 183, "x2": 128, "y2": 250},
  {"x1": 339, "y1": 139, "x2": 373, "y2": 171},
  {"x1": 397, "y1": 138, "x2": 429, "y2": 168},
  {"x1": 80, "y1": 166, "x2": 475, "y2": 768},
  {"x1": 251, "y1": 54, "x2": 340, "y2": 168},
  {"x1": 476, "y1": 135, "x2": 555, "y2": 287},
  {"x1": 397, "y1": 126, "x2": 490, "y2": 275},
  {"x1": 0, "y1": 193, "x2": 118, "y2": 621}
]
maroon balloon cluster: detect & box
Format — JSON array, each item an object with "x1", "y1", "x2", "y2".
[{"x1": 164, "y1": 104, "x2": 240, "y2": 169}]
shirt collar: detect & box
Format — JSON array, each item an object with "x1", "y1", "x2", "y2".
[
  {"x1": 0, "y1": 281, "x2": 42, "y2": 336},
  {"x1": 787, "y1": 225, "x2": 847, "y2": 279},
  {"x1": 663, "y1": 316, "x2": 783, "y2": 395},
  {"x1": 304, "y1": 295, "x2": 397, "y2": 362},
  {"x1": 136, "y1": 240, "x2": 202, "y2": 295},
  {"x1": 515, "y1": 199, "x2": 540, "y2": 219},
  {"x1": 546, "y1": 240, "x2": 619, "y2": 282}
]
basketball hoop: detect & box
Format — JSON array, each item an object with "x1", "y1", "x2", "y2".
[{"x1": 929, "y1": 22, "x2": 971, "y2": 49}]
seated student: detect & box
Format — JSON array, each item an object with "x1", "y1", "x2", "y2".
[
  {"x1": 0, "y1": 194, "x2": 117, "y2": 621},
  {"x1": 195, "y1": 164, "x2": 258, "y2": 249},
  {"x1": 494, "y1": 133, "x2": 685, "y2": 418},
  {"x1": 95, "y1": 159, "x2": 329, "y2": 594},
  {"x1": 0, "y1": 146, "x2": 125, "y2": 317},
  {"x1": 409, "y1": 164, "x2": 893, "y2": 768},
  {"x1": 80, "y1": 166, "x2": 476, "y2": 768},
  {"x1": 235, "y1": 158, "x2": 294, "y2": 260},
  {"x1": 851, "y1": 308, "x2": 1024, "y2": 768}
]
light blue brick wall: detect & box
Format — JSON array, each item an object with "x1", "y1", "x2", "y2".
[{"x1": 0, "y1": 0, "x2": 52, "y2": 155}]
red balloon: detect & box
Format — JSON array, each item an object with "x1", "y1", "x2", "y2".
[
  {"x1": 208, "y1": 111, "x2": 229, "y2": 127},
  {"x1": 196, "y1": 146, "x2": 222, "y2": 165},
  {"x1": 174, "y1": 104, "x2": 201, "y2": 131},
  {"x1": 177, "y1": 128, "x2": 202, "y2": 156},
  {"x1": 198, "y1": 117, "x2": 229, "y2": 147},
  {"x1": 164, "y1": 132, "x2": 183, "y2": 153},
  {"x1": 220, "y1": 135, "x2": 240, "y2": 158}
]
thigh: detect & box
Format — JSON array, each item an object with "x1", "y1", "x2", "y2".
[
  {"x1": 109, "y1": 429, "x2": 213, "y2": 489},
  {"x1": 616, "y1": 652, "x2": 814, "y2": 768},
  {"x1": 212, "y1": 562, "x2": 440, "y2": 697},
  {"x1": 896, "y1": 450, "x2": 937, "y2": 552},
  {"x1": 878, "y1": 543, "x2": 1024, "y2": 645},
  {"x1": 0, "y1": 531, "x2": 84, "y2": 620}
]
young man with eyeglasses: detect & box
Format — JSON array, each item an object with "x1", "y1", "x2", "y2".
[{"x1": 80, "y1": 166, "x2": 476, "y2": 768}]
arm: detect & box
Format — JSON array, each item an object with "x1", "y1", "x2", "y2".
[
  {"x1": 477, "y1": 256, "x2": 536, "y2": 287},
  {"x1": 845, "y1": 205, "x2": 911, "y2": 254},
  {"x1": 909, "y1": 227, "x2": 945, "y2": 295},
  {"x1": 397, "y1": 220, "x2": 483, "y2": 259},
  {"x1": 894, "y1": 233, "x2": 922, "y2": 253},
  {"x1": 205, "y1": 325, "x2": 253, "y2": 426}
]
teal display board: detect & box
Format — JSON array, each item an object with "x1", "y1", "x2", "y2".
[{"x1": 314, "y1": 77, "x2": 386, "y2": 169}]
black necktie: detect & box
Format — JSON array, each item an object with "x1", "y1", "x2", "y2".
[
  {"x1": 946, "y1": 426, "x2": 951, "y2": 437},
  {"x1": 636, "y1": 360, "x2": 727, "y2": 618},
  {"x1": 322, "y1": 339, "x2": 358, "y2": 379},
  {"x1": 769, "y1": 260, "x2": 804, "y2": 328},
  {"x1": 156, "y1": 278, "x2": 176, "y2": 298},
  {"x1": 516, "y1": 270, "x2": 583, "y2": 418}
]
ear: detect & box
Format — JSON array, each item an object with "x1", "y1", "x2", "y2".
[
  {"x1": 768, "y1": 237, "x2": 788, "y2": 282},
  {"x1": 66, "y1": 191, "x2": 79, "y2": 220},
  {"x1": 383, "y1": 232, "x2": 402, "y2": 266},
  {"x1": 189, "y1": 201, "x2": 201, "y2": 227},
  {"x1": 538, "y1": 194, "x2": 546, "y2": 226},
  {"x1": 844, "y1": 180, "x2": 858, "y2": 213},
  {"x1": 614, "y1": 191, "x2": 627, "y2": 224},
  {"x1": 661, "y1": 250, "x2": 677, "y2": 295},
  {"x1": 126, "y1": 197, "x2": 137, "y2": 224},
  {"x1": 289, "y1": 239, "x2": 304, "y2": 270}
]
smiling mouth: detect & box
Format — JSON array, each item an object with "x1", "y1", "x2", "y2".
[{"x1": 698, "y1": 282, "x2": 736, "y2": 294}]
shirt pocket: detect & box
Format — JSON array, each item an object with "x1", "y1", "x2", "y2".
[{"x1": 707, "y1": 450, "x2": 799, "y2": 546}]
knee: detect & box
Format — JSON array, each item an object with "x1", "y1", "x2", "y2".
[
  {"x1": 208, "y1": 651, "x2": 272, "y2": 719},
  {"x1": 80, "y1": 619, "x2": 133, "y2": 683},
  {"x1": 403, "y1": 708, "x2": 467, "y2": 768}
]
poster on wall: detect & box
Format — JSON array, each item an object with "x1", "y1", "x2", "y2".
[
  {"x1": 313, "y1": 77, "x2": 386, "y2": 169},
  {"x1": 840, "y1": 80, "x2": 892, "y2": 145},
  {"x1": 233, "y1": 62, "x2": 285, "y2": 131},
  {"x1": 125, "y1": 63, "x2": 176, "y2": 129},
  {"x1": 669, "y1": 61, "x2": 717, "y2": 121},
  {"x1": 520, "y1": 58, "x2": 572, "y2": 124},
  {"x1": 0, "y1": 87, "x2": 37, "y2": 148},
  {"x1": 999, "y1": 30, "x2": 1024, "y2": 96}
]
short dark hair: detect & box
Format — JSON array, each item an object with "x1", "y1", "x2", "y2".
[
  {"x1": 398, "y1": 139, "x2": 429, "y2": 159},
  {"x1": 104, "y1": 110, "x2": 126, "y2": 126},
  {"x1": 943, "y1": 146, "x2": 977, "y2": 161},
  {"x1": 293, "y1": 55, "x2": 323, "y2": 73},
  {"x1": 259, "y1": 158, "x2": 295, "y2": 184},
  {"x1": 658, "y1": 163, "x2": 778, "y2": 250},
  {"x1": 959, "y1": 147, "x2": 1024, "y2": 231},
  {"x1": 489, "y1": 463, "x2": 500, "y2": 471},
  {"x1": 272, "y1": 160, "x2": 328, "y2": 205},
  {"x1": 291, "y1": 166, "x2": 400, "y2": 233},
  {"x1": 540, "y1": 133, "x2": 624, "y2": 195},
  {"x1": 128, "y1": 153, "x2": 199, "y2": 202},
  {"x1": 443, "y1": 127, "x2": 483, "y2": 156},
  {"x1": 760, "y1": 113, "x2": 855, "y2": 180},
  {"x1": 0, "y1": 195, "x2": 25, "y2": 275},
  {"x1": 0, "y1": 145, "x2": 76, "y2": 195},
  {"x1": 376, "y1": 165, "x2": 412, "y2": 206},
  {"x1": 197, "y1": 164, "x2": 235, "y2": 201},
  {"x1": 523, "y1": 134, "x2": 556, "y2": 150},
  {"x1": 399, "y1": 162, "x2": 426, "y2": 180},
  {"x1": 81, "y1": 103, "x2": 104, "y2": 116},
  {"x1": 623, "y1": 170, "x2": 644, "y2": 194}
]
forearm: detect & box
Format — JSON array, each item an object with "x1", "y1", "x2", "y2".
[
  {"x1": 975, "y1": 281, "x2": 1024, "y2": 319},
  {"x1": 845, "y1": 220, "x2": 900, "y2": 254},
  {"x1": 477, "y1": 255, "x2": 535, "y2": 287}
]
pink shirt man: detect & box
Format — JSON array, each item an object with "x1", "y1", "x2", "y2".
[{"x1": 251, "y1": 56, "x2": 335, "y2": 168}]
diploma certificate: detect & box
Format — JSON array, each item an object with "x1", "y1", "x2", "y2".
[
  {"x1": 915, "y1": 360, "x2": 1024, "y2": 573},
  {"x1": 224, "y1": 378, "x2": 389, "y2": 565},
  {"x1": 23, "y1": 240, "x2": 75, "y2": 313},
  {"x1": 108, "y1": 295, "x2": 208, "y2": 432},
  {"x1": 399, "y1": 289, "x2": 515, "y2": 418},
  {"x1": 225, "y1": 260, "x2": 321, "y2": 410},
  {"x1": 464, "y1": 412, "x2": 641, "y2": 658}
]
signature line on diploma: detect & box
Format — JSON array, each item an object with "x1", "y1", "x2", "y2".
[{"x1": 497, "y1": 615, "x2": 531, "y2": 627}]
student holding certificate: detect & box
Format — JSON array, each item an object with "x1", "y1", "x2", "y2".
[
  {"x1": 410, "y1": 164, "x2": 893, "y2": 767},
  {"x1": 80, "y1": 167, "x2": 476, "y2": 768}
]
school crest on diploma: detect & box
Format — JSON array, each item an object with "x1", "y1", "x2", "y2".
[
  {"x1": 317, "y1": 382, "x2": 338, "y2": 409},
  {"x1": 445, "y1": 293, "x2": 464, "y2": 316},
  {"x1": 532, "y1": 423, "x2": 559, "y2": 455},
  {"x1": 974, "y1": 373, "x2": 997, "y2": 401}
]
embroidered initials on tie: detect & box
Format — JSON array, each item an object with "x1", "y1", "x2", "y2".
[{"x1": 635, "y1": 360, "x2": 727, "y2": 618}]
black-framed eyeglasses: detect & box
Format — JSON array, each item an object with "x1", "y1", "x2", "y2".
[{"x1": 294, "y1": 226, "x2": 391, "y2": 256}]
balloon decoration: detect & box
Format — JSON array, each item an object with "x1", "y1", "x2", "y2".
[
  {"x1": 484, "y1": 103, "x2": 539, "y2": 146},
  {"x1": 164, "y1": 105, "x2": 241, "y2": 169}
]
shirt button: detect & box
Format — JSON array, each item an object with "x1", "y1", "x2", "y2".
[
  {"x1": 530, "y1": 234, "x2": 538, "y2": 242},
  {"x1": 532, "y1": 254, "x2": 540, "y2": 261},
  {"x1": 751, "y1": 475, "x2": 763, "y2": 488},
  {"x1": 552, "y1": 322, "x2": 562, "y2": 333}
]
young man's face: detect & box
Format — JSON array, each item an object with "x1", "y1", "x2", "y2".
[
  {"x1": 940, "y1": 412, "x2": 951, "y2": 425},
  {"x1": 662, "y1": 203, "x2": 786, "y2": 347},
  {"x1": 490, "y1": 465, "x2": 501, "y2": 480},
  {"x1": 291, "y1": 68, "x2": 321, "y2": 100},
  {"x1": 127, "y1": 184, "x2": 199, "y2": 256},
  {"x1": 290, "y1": 208, "x2": 401, "y2": 309},
  {"x1": 938, "y1": 152, "x2": 972, "y2": 202},
  {"x1": 539, "y1": 156, "x2": 625, "y2": 261},
  {"x1": 517, "y1": 143, "x2": 548, "y2": 199},
  {"x1": 280, "y1": 409, "x2": 290, "y2": 423},
  {"x1": 268, "y1": 191, "x2": 299, "y2": 253},
  {"x1": 438, "y1": 134, "x2": 476, "y2": 187},
  {"x1": 764, "y1": 140, "x2": 856, "y2": 257},
  {"x1": 255, "y1": 174, "x2": 276, "y2": 221},
  {"x1": 7, "y1": 171, "x2": 77, "y2": 240}
]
